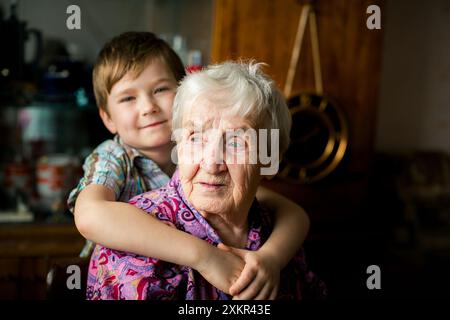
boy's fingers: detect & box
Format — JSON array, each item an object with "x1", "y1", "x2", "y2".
[
  {"x1": 217, "y1": 243, "x2": 247, "y2": 258},
  {"x1": 217, "y1": 243, "x2": 231, "y2": 252},
  {"x1": 229, "y1": 264, "x2": 256, "y2": 295},
  {"x1": 254, "y1": 282, "x2": 272, "y2": 300},
  {"x1": 269, "y1": 283, "x2": 279, "y2": 300},
  {"x1": 233, "y1": 274, "x2": 265, "y2": 300}
]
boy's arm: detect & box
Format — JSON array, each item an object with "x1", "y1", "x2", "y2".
[
  {"x1": 256, "y1": 185, "x2": 310, "y2": 267},
  {"x1": 74, "y1": 184, "x2": 244, "y2": 293},
  {"x1": 227, "y1": 185, "x2": 310, "y2": 299}
]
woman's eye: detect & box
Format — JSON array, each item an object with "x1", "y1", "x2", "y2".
[
  {"x1": 119, "y1": 96, "x2": 135, "y2": 103},
  {"x1": 189, "y1": 133, "x2": 203, "y2": 144},
  {"x1": 227, "y1": 136, "x2": 246, "y2": 150}
]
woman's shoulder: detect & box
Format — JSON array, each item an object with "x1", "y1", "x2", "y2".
[{"x1": 129, "y1": 182, "x2": 182, "y2": 223}]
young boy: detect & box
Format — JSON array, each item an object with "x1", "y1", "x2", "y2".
[{"x1": 68, "y1": 32, "x2": 310, "y2": 299}]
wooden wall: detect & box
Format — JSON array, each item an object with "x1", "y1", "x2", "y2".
[{"x1": 211, "y1": 0, "x2": 384, "y2": 175}]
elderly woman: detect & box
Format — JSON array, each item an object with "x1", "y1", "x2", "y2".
[{"x1": 86, "y1": 61, "x2": 325, "y2": 300}]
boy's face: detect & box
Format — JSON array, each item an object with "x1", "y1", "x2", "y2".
[{"x1": 100, "y1": 58, "x2": 177, "y2": 152}]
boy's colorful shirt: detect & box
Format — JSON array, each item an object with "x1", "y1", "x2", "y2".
[
  {"x1": 86, "y1": 170, "x2": 327, "y2": 300},
  {"x1": 67, "y1": 135, "x2": 170, "y2": 212}
]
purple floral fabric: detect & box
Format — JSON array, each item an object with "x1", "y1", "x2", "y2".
[{"x1": 86, "y1": 170, "x2": 326, "y2": 300}]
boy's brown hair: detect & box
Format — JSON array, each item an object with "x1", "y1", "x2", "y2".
[{"x1": 93, "y1": 32, "x2": 186, "y2": 112}]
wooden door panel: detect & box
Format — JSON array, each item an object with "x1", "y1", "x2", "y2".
[{"x1": 212, "y1": 0, "x2": 384, "y2": 174}]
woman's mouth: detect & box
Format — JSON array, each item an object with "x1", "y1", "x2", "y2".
[{"x1": 198, "y1": 182, "x2": 225, "y2": 190}]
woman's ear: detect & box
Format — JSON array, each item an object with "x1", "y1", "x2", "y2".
[{"x1": 99, "y1": 108, "x2": 117, "y2": 134}]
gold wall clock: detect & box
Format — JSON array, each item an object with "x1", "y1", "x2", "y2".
[
  {"x1": 279, "y1": 1, "x2": 348, "y2": 183},
  {"x1": 278, "y1": 93, "x2": 348, "y2": 183}
]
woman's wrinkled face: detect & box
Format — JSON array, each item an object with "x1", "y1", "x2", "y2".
[{"x1": 177, "y1": 97, "x2": 262, "y2": 217}]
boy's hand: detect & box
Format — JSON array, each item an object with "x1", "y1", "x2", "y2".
[
  {"x1": 217, "y1": 243, "x2": 280, "y2": 300},
  {"x1": 195, "y1": 243, "x2": 245, "y2": 294}
]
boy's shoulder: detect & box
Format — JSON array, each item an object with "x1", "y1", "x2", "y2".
[{"x1": 90, "y1": 135, "x2": 140, "y2": 161}]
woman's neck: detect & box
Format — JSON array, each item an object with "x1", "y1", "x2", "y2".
[{"x1": 200, "y1": 202, "x2": 252, "y2": 248}]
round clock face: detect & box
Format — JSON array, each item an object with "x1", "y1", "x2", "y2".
[{"x1": 278, "y1": 93, "x2": 348, "y2": 183}]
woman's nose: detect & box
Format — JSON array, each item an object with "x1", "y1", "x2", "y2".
[{"x1": 200, "y1": 141, "x2": 227, "y2": 174}]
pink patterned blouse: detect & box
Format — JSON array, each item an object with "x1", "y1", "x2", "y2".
[{"x1": 86, "y1": 170, "x2": 326, "y2": 300}]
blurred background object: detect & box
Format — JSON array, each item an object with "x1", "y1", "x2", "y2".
[
  {"x1": 0, "y1": 0, "x2": 42, "y2": 86},
  {"x1": 0, "y1": 0, "x2": 212, "y2": 300}
]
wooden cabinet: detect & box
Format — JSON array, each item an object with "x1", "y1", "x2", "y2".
[
  {"x1": 0, "y1": 223, "x2": 85, "y2": 299},
  {"x1": 212, "y1": 0, "x2": 384, "y2": 175}
]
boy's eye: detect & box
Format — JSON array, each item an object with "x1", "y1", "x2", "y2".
[
  {"x1": 119, "y1": 96, "x2": 135, "y2": 103},
  {"x1": 154, "y1": 87, "x2": 170, "y2": 94}
]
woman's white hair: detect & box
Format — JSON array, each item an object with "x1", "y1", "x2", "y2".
[{"x1": 172, "y1": 61, "x2": 292, "y2": 156}]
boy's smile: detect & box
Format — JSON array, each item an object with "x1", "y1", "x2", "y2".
[
  {"x1": 100, "y1": 58, "x2": 177, "y2": 159},
  {"x1": 139, "y1": 120, "x2": 168, "y2": 129}
]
